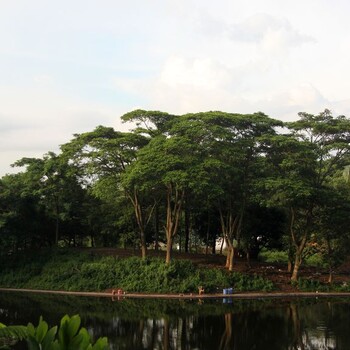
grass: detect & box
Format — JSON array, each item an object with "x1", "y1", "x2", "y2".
[
  {"x1": 0, "y1": 249, "x2": 275, "y2": 293},
  {"x1": 259, "y1": 248, "x2": 328, "y2": 268}
]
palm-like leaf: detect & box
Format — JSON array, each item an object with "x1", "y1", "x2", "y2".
[{"x1": 0, "y1": 324, "x2": 28, "y2": 340}]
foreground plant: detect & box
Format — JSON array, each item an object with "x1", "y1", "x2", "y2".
[{"x1": 0, "y1": 314, "x2": 108, "y2": 350}]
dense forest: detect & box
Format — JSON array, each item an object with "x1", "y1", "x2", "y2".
[{"x1": 1, "y1": 109, "x2": 350, "y2": 283}]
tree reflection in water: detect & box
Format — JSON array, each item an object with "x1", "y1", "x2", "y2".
[{"x1": 0, "y1": 293, "x2": 349, "y2": 349}]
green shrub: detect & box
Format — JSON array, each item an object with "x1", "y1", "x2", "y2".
[
  {"x1": 228, "y1": 272, "x2": 275, "y2": 292},
  {"x1": 0, "y1": 249, "x2": 275, "y2": 294},
  {"x1": 297, "y1": 278, "x2": 330, "y2": 292},
  {"x1": 304, "y1": 253, "x2": 326, "y2": 268},
  {"x1": 258, "y1": 249, "x2": 289, "y2": 264},
  {"x1": 297, "y1": 278, "x2": 350, "y2": 292}
]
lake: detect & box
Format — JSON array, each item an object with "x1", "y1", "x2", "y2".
[{"x1": 1, "y1": 292, "x2": 349, "y2": 349}]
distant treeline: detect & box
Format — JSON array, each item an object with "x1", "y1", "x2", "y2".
[{"x1": 1, "y1": 108, "x2": 350, "y2": 282}]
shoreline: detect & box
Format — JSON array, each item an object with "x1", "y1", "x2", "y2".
[{"x1": 2, "y1": 287, "x2": 350, "y2": 300}]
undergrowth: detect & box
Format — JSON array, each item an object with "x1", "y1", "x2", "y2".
[
  {"x1": 297, "y1": 278, "x2": 350, "y2": 292},
  {"x1": 0, "y1": 249, "x2": 275, "y2": 293}
]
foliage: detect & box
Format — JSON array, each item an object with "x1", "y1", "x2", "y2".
[
  {"x1": 258, "y1": 249, "x2": 289, "y2": 264},
  {"x1": 0, "y1": 249, "x2": 274, "y2": 293},
  {"x1": 0, "y1": 322, "x2": 27, "y2": 349},
  {"x1": 0, "y1": 314, "x2": 108, "y2": 350},
  {"x1": 297, "y1": 278, "x2": 350, "y2": 292},
  {"x1": 259, "y1": 248, "x2": 328, "y2": 268},
  {"x1": 1, "y1": 108, "x2": 350, "y2": 282},
  {"x1": 304, "y1": 253, "x2": 326, "y2": 268}
]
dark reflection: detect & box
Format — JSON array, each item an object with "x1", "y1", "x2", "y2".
[{"x1": 0, "y1": 292, "x2": 349, "y2": 349}]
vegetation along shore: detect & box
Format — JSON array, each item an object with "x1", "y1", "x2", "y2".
[
  {"x1": 1, "y1": 248, "x2": 350, "y2": 295},
  {"x1": 1, "y1": 109, "x2": 350, "y2": 293}
]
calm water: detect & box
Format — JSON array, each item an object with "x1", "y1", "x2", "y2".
[{"x1": 1, "y1": 292, "x2": 350, "y2": 349}]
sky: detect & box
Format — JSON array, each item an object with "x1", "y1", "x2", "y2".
[{"x1": 1, "y1": 0, "x2": 350, "y2": 176}]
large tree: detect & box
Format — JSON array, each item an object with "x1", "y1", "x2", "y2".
[
  {"x1": 61, "y1": 126, "x2": 153, "y2": 257},
  {"x1": 0, "y1": 152, "x2": 90, "y2": 250},
  {"x1": 265, "y1": 110, "x2": 350, "y2": 281},
  {"x1": 181, "y1": 112, "x2": 281, "y2": 270}
]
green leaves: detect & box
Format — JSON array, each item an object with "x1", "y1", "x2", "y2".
[
  {"x1": 0, "y1": 315, "x2": 109, "y2": 350},
  {"x1": 0, "y1": 323, "x2": 28, "y2": 341}
]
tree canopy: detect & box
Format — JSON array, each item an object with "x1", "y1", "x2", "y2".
[{"x1": 1, "y1": 109, "x2": 350, "y2": 281}]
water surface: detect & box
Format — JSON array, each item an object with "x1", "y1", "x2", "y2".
[{"x1": 0, "y1": 292, "x2": 349, "y2": 349}]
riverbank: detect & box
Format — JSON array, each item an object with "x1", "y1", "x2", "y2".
[
  {"x1": 0, "y1": 249, "x2": 274, "y2": 294},
  {"x1": 1, "y1": 248, "x2": 350, "y2": 294},
  {"x1": 2, "y1": 287, "x2": 350, "y2": 300}
]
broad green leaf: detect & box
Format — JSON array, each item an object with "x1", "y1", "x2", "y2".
[
  {"x1": 41, "y1": 326, "x2": 58, "y2": 350},
  {"x1": 26, "y1": 323, "x2": 35, "y2": 337},
  {"x1": 60, "y1": 315, "x2": 70, "y2": 327},
  {"x1": 68, "y1": 333, "x2": 86, "y2": 350},
  {"x1": 58, "y1": 316, "x2": 70, "y2": 347},
  {"x1": 67, "y1": 315, "x2": 81, "y2": 339},
  {"x1": 75, "y1": 327, "x2": 91, "y2": 349},
  {"x1": 92, "y1": 337, "x2": 108, "y2": 350},
  {"x1": 35, "y1": 317, "x2": 48, "y2": 343},
  {"x1": 26, "y1": 335, "x2": 40, "y2": 350}
]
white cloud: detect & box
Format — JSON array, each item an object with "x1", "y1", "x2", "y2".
[
  {"x1": 159, "y1": 56, "x2": 231, "y2": 90},
  {"x1": 228, "y1": 14, "x2": 315, "y2": 46},
  {"x1": 1, "y1": 0, "x2": 350, "y2": 176}
]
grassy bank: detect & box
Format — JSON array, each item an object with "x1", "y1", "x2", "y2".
[{"x1": 0, "y1": 249, "x2": 274, "y2": 293}]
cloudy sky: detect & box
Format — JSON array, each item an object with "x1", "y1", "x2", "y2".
[{"x1": 1, "y1": 0, "x2": 350, "y2": 176}]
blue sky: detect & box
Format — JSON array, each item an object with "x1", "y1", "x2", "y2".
[{"x1": 1, "y1": 0, "x2": 350, "y2": 175}]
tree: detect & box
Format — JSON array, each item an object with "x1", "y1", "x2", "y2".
[
  {"x1": 12, "y1": 152, "x2": 88, "y2": 246},
  {"x1": 265, "y1": 110, "x2": 350, "y2": 281},
  {"x1": 315, "y1": 172, "x2": 350, "y2": 283},
  {"x1": 182, "y1": 112, "x2": 281, "y2": 270},
  {"x1": 0, "y1": 173, "x2": 49, "y2": 252},
  {"x1": 61, "y1": 126, "x2": 151, "y2": 257}
]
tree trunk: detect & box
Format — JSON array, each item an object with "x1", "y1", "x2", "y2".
[
  {"x1": 205, "y1": 210, "x2": 211, "y2": 255},
  {"x1": 165, "y1": 237, "x2": 173, "y2": 264},
  {"x1": 164, "y1": 183, "x2": 184, "y2": 264},
  {"x1": 328, "y1": 270, "x2": 333, "y2": 284},
  {"x1": 225, "y1": 241, "x2": 235, "y2": 271},
  {"x1": 211, "y1": 234, "x2": 216, "y2": 255},
  {"x1": 289, "y1": 207, "x2": 308, "y2": 282},
  {"x1": 326, "y1": 233, "x2": 333, "y2": 284},
  {"x1": 246, "y1": 250, "x2": 251, "y2": 268},
  {"x1": 140, "y1": 229, "x2": 147, "y2": 259},
  {"x1": 220, "y1": 237, "x2": 224, "y2": 255},
  {"x1": 205, "y1": 224, "x2": 210, "y2": 255},
  {"x1": 127, "y1": 188, "x2": 156, "y2": 259},
  {"x1": 55, "y1": 198, "x2": 59, "y2": 246},
  {"x1": 219, "y1": 209, "x2": 241, "y2": 270},
  {"x1": 228, "y1": 249, "x2": 234, "y2": 271},
  {"x1": 154, "y1": 203, "x2": 159, "y2": 251},
  {"x1": 288, "y1": 229, "x2": 293, "y2": 272},
  {"x1": 225, "y1": 243, "x2": 231, "y2": 268},
  {"x1": 184, "y1": 198, "x2": 190, "y2": 253},
  {"x1": 291, "y1": 250, "x2": 302, "y2": 282}
]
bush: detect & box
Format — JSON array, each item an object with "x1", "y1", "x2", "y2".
[
  {"x1": 304, "y1": 253, "x2": 326, "y2": 268},
  {"x1": 258, "y1": 249, "x2": 289, "y2": 264},
  {"x1": 228, "y1": 272, "x2": 275, "y2": 292},
  {"x1": 0, "y1": 249, "x2": 275, "y2": 294}
]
